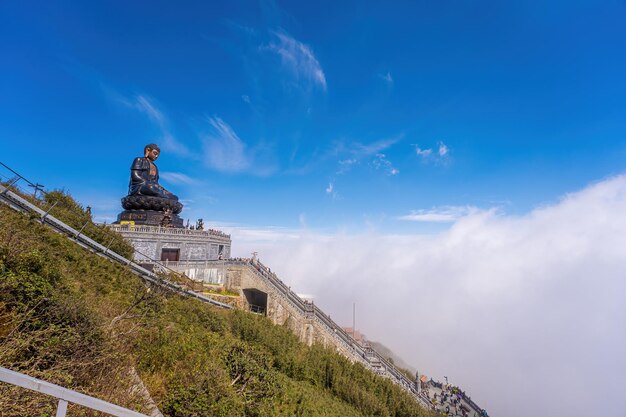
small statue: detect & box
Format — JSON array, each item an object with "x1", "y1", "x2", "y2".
[
  {"x1": 129, "y1": 144, "x2": 178, "y2": 200},
  {"x1": 196, "y1": 218, "x2": 204, "y2": 230},
  {"x1": 161, "y1": 207, "x2": 173, "y2": 227}
]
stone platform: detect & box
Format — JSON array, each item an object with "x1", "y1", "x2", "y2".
[
  {"x1": 116, "y1": 209, "x2": 183, "y2": 228},
  {"x1": 107, "y1": 224, "x2": 232, "y2": 283},
  {"x1": 116, "y1": 195, "x2": 184, "y2": 228}
]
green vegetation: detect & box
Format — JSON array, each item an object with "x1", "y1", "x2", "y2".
[
  {"x1": 203, "y1": 286, "x2": 240, "y2": 297},
  {"x1": 0, "y1": 192, "x2": 438, "y2": 417},
  {"x1": 41, "y1": 190, "x2": 135, "y2": 259}
]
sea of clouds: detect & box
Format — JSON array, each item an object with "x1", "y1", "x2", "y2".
[{"x1": 226, "y1": 174, "x2": 626, "y2": 417}]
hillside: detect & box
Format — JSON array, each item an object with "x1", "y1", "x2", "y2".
[
  {"x1": 367, "y1": 341, "x2": 416, "y2": 376},
  {"x1": 0, "y1": 192, "x2": 438, "y2": 417}
]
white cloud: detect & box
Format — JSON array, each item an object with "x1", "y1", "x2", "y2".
[
  {"x1": 413, "y1": 141, "x2": 449, "y2": 162},
  {"x1": 265, "y1": 29, "x2": 327, "y2": 90},
  {"x1": 372, "y1": 153, "x2": 399, "y2": 176},
  {"x1": 379, "y1": 71, "x2": 393, "y2": 84},
  {"x1": 299, "y1": 213, "x2": 307, "y2": 228},
  {"x1": 120, "y1": 94, "x2": 190, "y2": 157},
  {"x1": 242, "y1": 94, "x2": 251, "y2": 104},
  {"x1": 337, "y1": 158, "x2": 358, "y2": 175},
  {"x1": 230, "y1": 174, "x2": 626, "y2": 417},
  {"x1": 438, "y1": 141, "x2": 449, "y2": 157},
  {"x1": 202, "y1": 116, "x2": 251, "y2": 173},
  {"x1": 201, "y1": 116, "x2": 277, "y2": 176},
  {"x1": 415, "y1": 146, "x2": 433, "y2": 158},
  {"x1": 135, "y1": 95, "x2": 165, "y2": 126},
  {"x1": 218, "y1": 225, "x2": 302, "y2": 244},
  {"x1": 160, "y1": 171, "x2": 198, "y2": 185},
  {"x1": 325, "y1": 180, "x2": 340, "y2": 200},
  {"x1": 399, "y1": 206, "x2": 476, "y2": 223},
  {"x1": 332, "y1": 135, "x2": 403, "y2": 177},
  {"x1": 224, "y1": 19, "x2": 257, "y2": 37},
  {"x1": 353, "y1": 134, "x2": 403, "y2": 157}
]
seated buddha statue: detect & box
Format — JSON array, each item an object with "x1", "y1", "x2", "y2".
[{"x1": 128, "y1": 143, "x2": 178, "y2": 200}]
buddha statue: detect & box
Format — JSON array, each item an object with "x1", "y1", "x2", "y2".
[
  {"x1": 129, "y1": 143, "x2": 178, "y2": 200},
  {"x1": 117, "y1": 143, "x2": 184, "y2": 227}
]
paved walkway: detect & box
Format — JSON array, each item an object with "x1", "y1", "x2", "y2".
[{"x1": 421, "y1": 382, "x2": 486, "y2": 417}]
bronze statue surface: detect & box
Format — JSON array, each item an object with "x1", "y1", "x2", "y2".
[
  {"x1": 116, "y1": 144, "x2": 184, "y2": 227},
  {"x1": 128, "y1": 144, "x2": 178, "y2": 200}
]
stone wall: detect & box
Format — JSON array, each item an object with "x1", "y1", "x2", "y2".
[
  {"x1": 107, "y1": 225, "x2": 231, "y2": 262},
  {"x1": 224, "y1": 263, "x2": 369, "y2": 366}
]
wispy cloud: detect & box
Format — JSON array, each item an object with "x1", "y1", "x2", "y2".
[
  {"x1": 201, "y1": 116, "x2": 276, "y2": 176},
  {"x1": 160, "y1": 172, "x2": 199, "y2": 185},
  {"x1": 202, "y1": 116, "x2": 251, "y2": 173},
  {"x1": 398, "y1": 205, "x2": 477, "y2": 223},
  {"x1": 329, "y1": 134, "x2": 403, "y2": 178},
  {"x1": 224, "y1": 19, "x2": 257, "y2": 37},
  {"x1": 438, "y1": 141, "x2": 449, "y2": 157},
  {"x1": 299, "y1": 213, "x2": 307, "y2": 228},
  {"x1": 216, "y1": 224, "x2": 303, "y2": 243},
  {"x1": 352, "y1": 134, "x2": 404, "y2": 157},
  {"x1": 265, "y1": 29, "x2": 327, "y2": 91},
  {"x1": 135, "y1": 95, "x2": 165, "y2": 125},
  {"x1": 415, "y1": 146, "x2": 432, "y2": 157},
  {"x1": 413, "y1": 140, "x2": 450, "y2": 162},
  {"x1": 379, "y1": 71, "x2": 393, "y2": 85},
  {"x1": 325, "y1": 180, "x2": 341, "y2": 200},
  {"x1": 372, "y1": 153, "x2": 399, "y2": 176},
  {"x1": 119, "y1": 94, "x2": 190, "y2": 157},
  {"x1": 337, "y1": 158, "x2": 358, "y2": 175}
]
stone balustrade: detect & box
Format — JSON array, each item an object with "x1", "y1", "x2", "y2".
[{"x1": 108, "y1": 224, "x2": 231, "y2": 240}]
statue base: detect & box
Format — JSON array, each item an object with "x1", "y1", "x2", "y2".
[
  {"x1": 121, "y1": 195, "x2": 183, "y2": 214},
  {"x1": 116, "y1": 209, "x2": 184, "y2": 228}
]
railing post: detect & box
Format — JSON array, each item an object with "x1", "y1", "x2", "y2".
[
  {"x1": 55, "y1": 399, "x2": 68, "y2": 417},
  {"x1": 1, "y1": 176, "x2": 21, "y2": 194},
  {"x1": 75, "y1": 220, "x2": 90, "y2": 239},
  {"x1": 103, "y1": 237, "x2": 115, "y2": 255},
  {"x1": 41, "y1": 201, "x2": 59, "y2": 223}
]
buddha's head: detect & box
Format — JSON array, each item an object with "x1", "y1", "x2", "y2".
[{"x1": 144, "y1": 143, "x2": 160, "y2": 161}]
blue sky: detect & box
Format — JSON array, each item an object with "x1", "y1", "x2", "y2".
[
  {"x1": 3, "y1": 2, "x2": 626, "y2": 416},
  {"x1": 2, "y1": 1, "x2": 626, "y2": 232}
]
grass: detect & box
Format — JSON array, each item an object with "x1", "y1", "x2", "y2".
[{"x1": 0, "y1": 191, "x2": 439, "y2": 417}]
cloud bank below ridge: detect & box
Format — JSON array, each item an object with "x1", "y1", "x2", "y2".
[{"x1": 226, "y1": 174, "x2": 626, "y2": 417}]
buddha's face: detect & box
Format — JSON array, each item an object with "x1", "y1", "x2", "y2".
[{"x1": 145, "y1": 148, "x2": 160, "y2": 161}]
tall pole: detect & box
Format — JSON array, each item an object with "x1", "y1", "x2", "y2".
[{"x1": 352, "y1": 302, "x2": 356, "y2": 338}]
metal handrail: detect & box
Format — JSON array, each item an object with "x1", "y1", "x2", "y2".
[
  {"x1": 0, "y1": 366, "x2": 149, "y2": 417},
  {"x1": 108, "y1": 223, "x2": 231, "y2": 239}
]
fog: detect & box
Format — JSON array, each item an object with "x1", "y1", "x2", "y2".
[{"x1": 226, "y1": 174, "x2": 626, "y2": 417}]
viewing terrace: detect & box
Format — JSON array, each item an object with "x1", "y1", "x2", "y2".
[{"x1": 107, "y1": 223, "x2": 231, "y2": 240}]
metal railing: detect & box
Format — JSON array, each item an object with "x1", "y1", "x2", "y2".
[
  {"x1": 108, "y1": 223, "x2": 231, "y2": 240},
  {"x1": 249, "y1": 304, "x2": 266, "y2": 315},
  {"x1": 0, "y1": 366, "x2": 149, "y2": 417}
]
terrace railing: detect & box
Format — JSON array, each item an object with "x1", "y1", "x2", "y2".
[{"x1": 0, "y1": 366, "x2": 149, "y2": 417}]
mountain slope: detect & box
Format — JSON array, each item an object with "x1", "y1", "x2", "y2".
[{"x1": 0, "y1": 194, "x2": 437, "y2": 417}]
